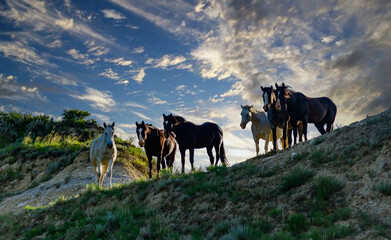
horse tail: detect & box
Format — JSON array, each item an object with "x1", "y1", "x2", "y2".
[
  {"x1": 328, "y1": 99, "x2": 338, "y2": 131},
  {"x1": 220, "y1": 141, "x2": 229, "y2": 167}
]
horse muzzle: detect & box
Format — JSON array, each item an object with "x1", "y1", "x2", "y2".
[
  {"x1": 138, "y1": 141, "x2": 144, "y2": 147},
  {"x1": 240, "y1": 122, "x2": 246, "y2": 129},
  {"x1": 164, "y1": 131, "x2": 170, "y2": 138},
  {"x1": 107, "y1": 143, "x2": 113, "y2": 149},
  {"x1": 263, "y1": 105, "x2": 269, "y2": 112}
]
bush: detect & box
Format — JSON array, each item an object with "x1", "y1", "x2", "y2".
[
  {"x1": 311, "y1": 176, "x2": 343, "y2": 200},
  {"x1": 279, "y1": 167, "x2": 315, "y2": 192},
  {"x1": 374, "y1": 181, "x2": 391, "y2": 196},
  {"x1": 287, "y1": 213, "x2": 308, "y2": 235}
]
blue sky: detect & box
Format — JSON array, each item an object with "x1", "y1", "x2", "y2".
[{"x1": 1, "y1": 0, "x2": 390, "y2": 168}]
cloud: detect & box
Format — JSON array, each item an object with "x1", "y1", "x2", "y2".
[
  {"x1": 47, "y1": 39, "x2": 62, "y2": 48},
  {"x1": 175, "y1": 84, "x2": 196, "y2": 96},
  {"x1": 101, "y1": 9, "x2": 126, "y2": 20},
  {"x1": 0, "y1": 0, "x2": 113, "y2": 44},
  {"x1": 132, "y1": 68, "x2": 145, "y2": 82},
  {"x1": 106, "y1": 57, "x2": 132, "y2": 66},
  {"x1": 132, "y1": 111, "x2": 152, "y2": 121},
  {"x1": 90, "y1": 113, "x2": 111, "y2": 123},
  {"x1": 98, "y1": 68, "x2": 129, "y2": 85},
  {"x1": 67, "y1": 48, "x2": 95, "y2": 65},
  {"x1": 189, "y1": 0, "x2": 391, "y2": 126},
  {"x1": 70, "y1": 87, "x2": 116, "y2": 112},
  {"x1": 84, "y1": 40, "x2": 110, "y2": 56},
  {"x1": 148, "y1": 96, "x2": 167, "y2": 105},
  {"x1": 124, "y1": 102, "x2": 149, "y2": 110},
  {"x1": 0, "y1": 73, "x2": 47, "y2": 102},
  {"x1": 0, "y1": 41, "x2": 53, "y2": 67},
  {"x1": 132, "y1": 46, "x2": 144, "y2": 54}
]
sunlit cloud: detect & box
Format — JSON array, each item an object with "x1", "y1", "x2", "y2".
[
  {"x1": 70, "y1": 87, "x2": 116, "y2": 112},
  {"x1": 0, "y1": 73, "x2": 47, "y2": 102},
  {"x1": 132, "y1": 111, "x2": 152, "y2": 121},
  {"x1": 132, "y1": 68, "x2": 145, "y2": 82},
  {"x1": 124, "y1": 102, "x2": 149, "y2": 110},
  {"x1": 101, "y1": 9, "x2": 126, "y2": 20}
]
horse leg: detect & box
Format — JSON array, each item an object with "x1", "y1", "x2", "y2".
[
  {"x1": 180, "y1": 147, "x2": 186, "y2": 173},
  {"x1": 214, "y1": 143, "x2": 221, "y2": 166},
  {"x1": 271, "y1": 125, "x2": 277, "y2": 151},
  {"x1": 189, "y1": 148, "x2": 195, "y2": 171},
  {"x1": 288, "y1": 129, "x2": 292, "y2": 147},
  {"x1": 303, "y1": 116, "x2": 309, "y2": 141},
  {"x1": 96, "y1": 159, "x2": 102, "y2": 186},
  {"x1": 107, "y1": 158, "x2": 114, "y2": 188},
  {"x1": 253, "y1": 137, "x2": 260, "y2": 155},
  {"x1": 100, "y1": 164, "x2": 108, "y2": 188},
  {"x1": 315, "y1": 123, "x2": 326, "y2": 135},
  {"x1": 207, "y1": 146, "x2": 214, "y2": 166},
  {"x1": 147, "y1": 154, "x2": 153, "y2": 178},
  {"x1": 282, "y1": 123, "x2": 288, "y2": 149},
  {"x1": 93, "y1": 162, "x2": 98, "y2": 183},
  {"x1": 156, "y1": 156, "x2": 161, "y2": 178},
  {"x1": 298, "y1": 122, "x2": 304, "y2": 142},
  {"x1": 292, "y1": 120, "x2": 298, "y2": 145}
]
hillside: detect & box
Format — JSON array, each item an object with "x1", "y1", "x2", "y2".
[
  {"x1": 1, "y1": 108, "x2": 391, "y2": 239},
  {"x1": 0, "y1": 110, "x2": 153, "y2": 214}
]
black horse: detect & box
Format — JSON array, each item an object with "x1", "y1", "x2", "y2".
[
  {"x1": 261, "y1": 86, "x2": 303, "y2": 150},
  {"x1": 136, "y1": 121, "x2": 176, "y2": 178},
  {"x1": 275, "y1": 83, "x2": 337, "y2": 144},
  {"x1": 163, "y1": 113, "x2": 229, "y2": 172},
  {"x1": 261, "y1": 86, "x2": 304, "y2": 150}
]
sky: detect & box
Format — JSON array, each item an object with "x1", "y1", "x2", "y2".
[{"x1": 0, "y1": 0, "x2": 390, "y2": 169}]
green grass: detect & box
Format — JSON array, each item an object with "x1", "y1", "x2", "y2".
[
  {"x1": 287, "y1": 213, "x2": 308, "y2": 235},
  {"x1": 290, "y1": 151, "x2": 308, "y2": 162},
  {"x1": 310, "y1": 149, "x2": 335, "y2": 167},
  {"x1": 279, "y1": 167, "x2": 315, "y2": 192},
  {"x1": 304, "y1": 224, "x2": 353, "y2": 240},
  {"x1": 374, "y1": 181, "x2": 391, "y2": 196},
  {"x1": 311, "y1": 176, "x2": 343, "y2": 200}
]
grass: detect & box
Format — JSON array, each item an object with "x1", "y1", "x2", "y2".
[
  {"x1": 287, "y1": 213, "x2": 308, "y2": 235},
  {"x1": 374, "y1": 181, "x2": 391, "y2": 196},
  {"x1": 311, "y1": 176, "x2": 343, "y2": 200},
  {"x1": 310, "y1": 149, "x2": 336, "y2": 167},
  {"x1": 279, "y1": 167, "x2": 315, "y2": 192}
]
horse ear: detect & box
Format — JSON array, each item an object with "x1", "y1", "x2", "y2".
[
  {"x1": 241, "y1": 105, "x2": 243, "y2": 108},
  {"x1": 135, "y1": 121, "x2": 139, "y2": 126},
  {"x1": 275, "y1": 83, "x2": 278, "y2": 88},
  {"x1": 141, "y1": 120, "x2": 145, "y2": 125},
  {"x1": 282, "y1": 82, "x2": 285, "y2": 88},
  {"x1": 270, "y1": 85, "x2": 273, "y2": 89},
  {"x1": 103, "y1": 122, "x2": 107, "y2": 128},
  {"x1": 260, "y1": 86, "x2": 264, "y2": 91},
  {"x1": 169, "y1": 113, "x2": 172, "y2": 116},
  {"x1": 163, "y1": 113, "x2": 166, "y2": 118},
  {"x1": 112, "y1": 122, "x2": 115, "y2": 127}
]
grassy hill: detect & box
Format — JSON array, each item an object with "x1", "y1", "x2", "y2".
[{"x1": 1, "y1": 109, "x2": 391, "y2": 239}]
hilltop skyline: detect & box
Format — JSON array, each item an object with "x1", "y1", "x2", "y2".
[{"x1": 1, "y1": 0, "x2": 390, "y2": 167}]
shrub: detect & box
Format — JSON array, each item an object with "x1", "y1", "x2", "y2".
[
  {"x1": 310, "y1": 149, "x2": 335, "y2": 167},
  {"x1": 334, "y1": 207, "x2": 351, "y2": 221},
  {"x1": 374, "y1": 181, "x2": 391, "y2": 196},
  {"x1": 279, "y1": 167, "x2": 314, "y2": 192},
  {"x1": 311, "y1": 176, "x2": 343, "y2": 200},
  {"x1": 287, "y1": 213, "x2": 308, "y2": 235}
]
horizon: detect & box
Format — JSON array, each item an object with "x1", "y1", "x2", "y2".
[{"x1": 1, "y1": 0, "x2": 390, "y2": 168}]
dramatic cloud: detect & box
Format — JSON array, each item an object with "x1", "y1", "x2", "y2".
[
  {"x1": 70, "y1": 87, "x2": 116, "y2": 112},
  {"x1": 0, "y1": 73, "x2": 46, "y2": 102},
  {"x1": 101, "y1": 9, "x2": 126, "y2": 20}
]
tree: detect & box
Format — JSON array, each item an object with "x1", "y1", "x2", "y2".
[{"x1": 62, "y1": 109, "x2": 91, "y2": 123}]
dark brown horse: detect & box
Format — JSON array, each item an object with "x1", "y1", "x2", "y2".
[
  {"x1": 135, "y1": 121, "x2": 176, "y2": 178},
  {"x1": 275, "y1": 83, "x2": 337, "y2": 144},
  {"x1": 261, "y1": 86, "x2": 304, "y2": 150},
  {"x1": 163, "y1": 113, "x2": 229, "y2": 172}
]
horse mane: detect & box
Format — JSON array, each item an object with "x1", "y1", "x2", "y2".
[
  {"x1": 243, "y1": 105, "x2": 259, "y2": 113},
  {"x1": 172, "y1": 115, "x2": 186, "y2": 123}
]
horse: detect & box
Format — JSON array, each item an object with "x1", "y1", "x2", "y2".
[
  {"x1": 163, "y1": 113, "x2": 229, "y2": 172},
  {"x1": 135, "y1": 121, "x2": 176, "y2": 178},
  {"x1": 261, "y1": 86, "x2": 304, "y2": 150},
  {"x1": 89, "y1": 122, "x2": 117, "y2": 188},
  {"x1": 275, "y1": 82, "x2": 337, "y2": 144},
  {"x1": 240, "y1": 104, "x2": 284, "y2": 155}
]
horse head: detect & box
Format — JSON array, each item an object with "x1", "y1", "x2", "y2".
[
  {"x1": 240, "y1": 104, "x2": 254, "y2": 129},
  {"x1": 275, "y1": 82, "x2": 290, "y2": 111},
  {"x1": 163, "y1": 113, "x2": 175, "y2": 138},
  {"x1": 103, "y1": 122, "x2": 115, "y2": 149},
  {"x1": 260, "y1": 85, "x2": 276, "y2": 112},
  {"x1": 135, "y1": 120, "x2": 149, "y2": 147}
]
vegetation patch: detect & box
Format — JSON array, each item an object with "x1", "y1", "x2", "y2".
[
  {"x1": 374, "y1": 180, "x2": 391, "y2": 196},
  {"x1": 311, "y1": 176, "x2": 343, "y2": 200},
  {"x1": 279, "y1": 167, "x2": 315, "y2": 192}
]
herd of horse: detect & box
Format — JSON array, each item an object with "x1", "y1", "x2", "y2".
[{"x1": 90, "y1": 82, "x2": 337, "y2": 186}]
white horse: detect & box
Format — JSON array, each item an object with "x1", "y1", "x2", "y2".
[
  {"x1": 240, "y1": 105, "x2": 283, "y2": 155},
  {"x1": 90, "y1": 122, "x2": 117, "y2": 188}
]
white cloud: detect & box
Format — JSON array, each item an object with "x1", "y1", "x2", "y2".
[
  {"x1": 47, "y1": 39, "x2": 62, "y2": 48},
  {"x1": 0, "y1": 41, "x2": 53, "y2": 67},
  {"x1": 54, "y1": 18, "x2": 74, "y2": 30},
  {"x1": 70, "y1": 87, "x2": 116, "y2": 112},
  {"x1": 99, "y1": 68, "x2": 121, "y2": 80},
  {"x1": 132, "y1": 111, "x2": 152, "y2": 121},
  {"x1": 0, "y1": 73, "x2": 47, "y2": 102},
  {"x1": 91, "y1": 113, "x2": 111, "y2": 123},
  {"x1": 132, "y1": 68, "x2": 145, "y2": 82},
  {"x1": 149, "y1": 96, "x2": 167, "y2": 105},
  {"x1": 101, "y1": 9, "x2": 126, "y2": 20},
  {"x1": 67, "y1": 48, "x2": 95, "y2": 65},
  {"x1": 124, "y1": 102, "x2": 149, "y2": 110},
  {"x1": 107, "y1": 57, "x2": 132, "y2": 66},
  {"x1": 85, "y1": 40, "x2": 110, "y2": 56},
  {"x1": 154, "y1": 55, "x2": 186, "y2": 68},
  {"x1": 132, "y1": 46, "x2": 144, "y2": 54}
]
